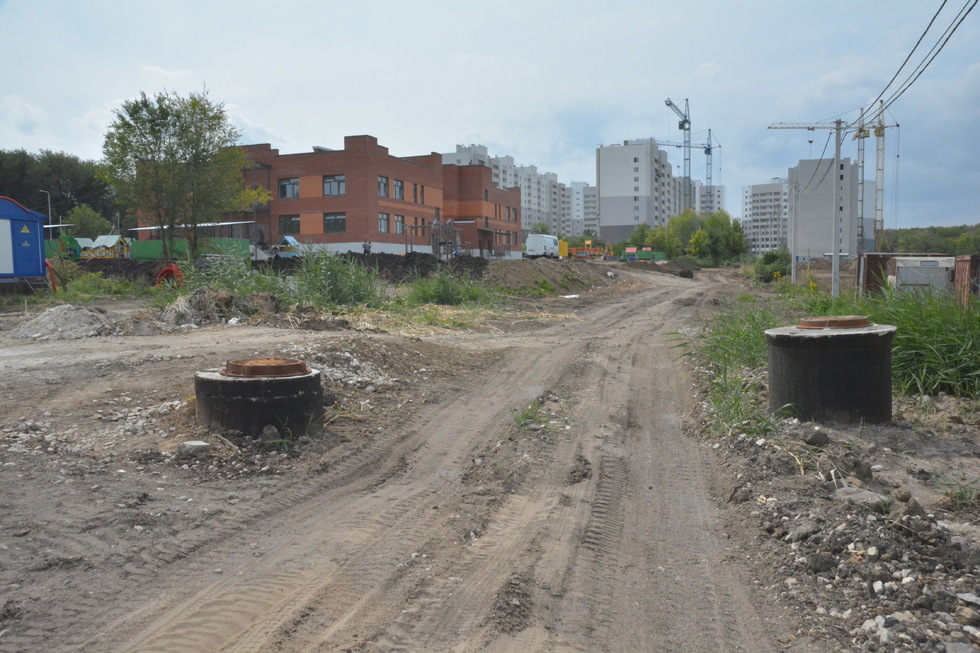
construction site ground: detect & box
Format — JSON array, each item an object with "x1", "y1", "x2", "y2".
[{"x1": 0, "y1": 259, "x2": 977, "y2": 652}]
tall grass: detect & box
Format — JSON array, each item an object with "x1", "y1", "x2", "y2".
[
  {"x1": 793, "y1": 289, "x2": 979, "y2": 397},
  {"x1": 687, "y1": 287, "x2": 978, "y2": 438},
  {"x1": 292, "y1": 251, "x2": 384, "y2": 308},
  {"x1": 681, "y1": 295, "x2": 785, "y2": 437},
  {"x1": 405, "y1": 268, "x2": 491, "y2": 306}
]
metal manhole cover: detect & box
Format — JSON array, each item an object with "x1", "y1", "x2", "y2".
[
  {"x1": 219, "y1": 358, "x2": 310, "y2": 377},
  {"x1": 797, "y1": 315, "x2": 871, "y2": 329}
]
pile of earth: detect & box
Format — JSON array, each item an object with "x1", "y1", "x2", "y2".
[
  {"x1": 261, "y1": 252, "x2": 488, "y2": 283},
  {"x1": 626, "y1": 259, "x2": 697, "y2": 278},
  {"x1": 481, "y1": 258, "x2": 617, "y2": 294},
  {"x1": 76, "y1": 258, "x2": 168, "y2": 282}
]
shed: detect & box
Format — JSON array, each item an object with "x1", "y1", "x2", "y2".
[
  {"x1": 79, "y1": 234, "x2": 131, "y2": 259},
  {"x1": 0, "y1": 196, "x2": 46, "y2": 280}
]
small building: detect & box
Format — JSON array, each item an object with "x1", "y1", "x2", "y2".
[
  {"x1": 0, "y1": 196, "x2": 46, "y2": 282},
  {"x1": 77, "y1": 235, "x2": 131, "y2": 259}
]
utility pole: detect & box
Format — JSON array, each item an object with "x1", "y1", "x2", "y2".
[{"x1": 40, "y1": 189, "x2": 52, "y2": 226}]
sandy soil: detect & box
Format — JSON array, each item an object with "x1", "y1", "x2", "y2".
[{"x1": 0, "y1": 261, "x2": 975, "y2": 652}]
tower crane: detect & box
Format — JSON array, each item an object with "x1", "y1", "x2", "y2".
[
  {"x1": 664, "y1": 98, "x2": 692, "y2": 212},
  {"x1": 853, "y1": 101, "x2": 898, "y2": 250},
  {"x1": 654, "y1": 129, "x2": 720, "y2": 210}
]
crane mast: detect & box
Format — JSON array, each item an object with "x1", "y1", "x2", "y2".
[{"x1": 665, "y1": 98, "x2": 692, "y2": 212}]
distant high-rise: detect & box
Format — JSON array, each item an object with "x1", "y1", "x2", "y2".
[
  {"x1": 742, "y1": 179, "x2": 789, "y2": 255},
  {"x1": 442, "y1": 144, "x2": 569, "y2": 237},
  {"x1": 787, "y1": 159, "x2": 869, "y2": 261},
  {"x1": 596, "y1": 139, "x2": 677, "y2": 243}
]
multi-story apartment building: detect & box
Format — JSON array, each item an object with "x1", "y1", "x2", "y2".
[
  {"x1": 596, "y1": 139, "x2": 676, "y2": 243},
  {"x1": 240, "y1": 135, "x2": 521, "y2": 258},
  {"x1": 582, "y1": 185, "x2": 599, "y2": 236},
  {"x1": 787, "y1": 158, "x2": 867, "y2": 261},
  {"x1": 567, "y1": 181, "x2": 593, "y2": 237},
  {"x1": 696, "y1": 183, "x2": 726, "y2": 215},
  {"x1": 742, "y1": 179, "x2": 789, "y2": 255},
  {"x1": 443, "y1": 145, "x2": 566, "y2": 238}
]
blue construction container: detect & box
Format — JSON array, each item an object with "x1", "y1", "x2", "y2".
[{"x1": 0, "y1": 196, "x2": 46, "y2": 280}]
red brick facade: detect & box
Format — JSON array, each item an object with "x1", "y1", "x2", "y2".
[{"x1": 240, "y1": 135, "x2": 520, "y2": 257}]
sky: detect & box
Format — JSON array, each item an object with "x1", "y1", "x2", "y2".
[{"x1": 2, "y1": 0, "x2": 978, "y2": 229}]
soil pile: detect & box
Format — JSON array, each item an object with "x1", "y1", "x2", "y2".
[
  {"x1": 8, "y1": 304, "x2": 117, "y2": 340},
  {"x1": 482, "y1": 259, "x2": 616, "y2": 293},
  {"x1": 263, "y1": 252, "x2": 489, "y2": 283},
  {"x1": 77, "y1": 259, "x2": 165, "y2": 282}
]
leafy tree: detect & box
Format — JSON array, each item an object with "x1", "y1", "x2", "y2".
[
  {"x1": 102, "y1": 89, "x2": 268, "y2": 260},
  {"x1": 627, "y1": 223, "x2": 651, "y2": 247},
  {"x1": 532, "y1": 222, "x2": 550, "y2": 234},
  {"x1": 0, "y1": 149, "x2": 117, "y2": 222},
  {"x1": 66, "y1": 204, "x2": 112, "y2": 239},
  {"x1": 688, "y1": 229, "x2": 709, "y2": 258}
]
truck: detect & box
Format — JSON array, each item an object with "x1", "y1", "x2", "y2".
[{"x1": 524, "y1": 234, "x2": 560, "y2": 259}]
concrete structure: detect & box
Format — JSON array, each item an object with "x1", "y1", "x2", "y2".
[
  {"x1": 696, "y1": 183, "x2": 726, "y2": 215},
  {"x1": 742, "y1": 179, "x2": 789, "y2": 255},
  {"x1": 787, "y1": 158, "x2": 866, "y2": 262},
  {"x1": 238, "y1": 136, "x2": 521, "y2": 258},
  {"x1": 596, "y1": 139, "x2": 676, "y2": 243}
]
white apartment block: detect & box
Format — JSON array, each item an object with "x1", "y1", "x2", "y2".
[
  {"x1": 582, "y1": 185, "x2": 598, "y2": 236},
  {"x1": 696, "y1": 184, "x2": 726, "y2": 215},
  {"x1": 567, "y1": 181, "x2": 594, "y2": 237},
  {"x1": 596, "y1": 139, "x2": 677, "y2": 243},
  {"x1": 443, "y1": 144, "x2": 567, "y2": 237},
  {"x1": 787, "y1": 158, "x2": 867, "y2": 262},
  {"x1": 742, "y1": 179, "x2": 789, "y2": 255}
]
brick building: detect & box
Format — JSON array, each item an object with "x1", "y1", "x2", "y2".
[{"x1": 241, "y1": 135, "x2": 520, "y2": 258}]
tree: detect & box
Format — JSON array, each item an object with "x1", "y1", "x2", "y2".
[
  {"x1": 532, "y1": 222, "x2": 550, "y2": 234},
  {"x1": 66, "y1": 204, "x2": 112, "y2": 239},
  {"x1": 0, "y1": 149, "x2": 117, "y2": 222},
  {"x1": 102, "y1": 90, "x2": 267, "y2": 260},
  {"x1": 688, "y1": 229, "x2": 709, "y2": 258}
]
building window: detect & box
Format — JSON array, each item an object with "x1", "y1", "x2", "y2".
[
  {"x1": 413, "y1": 183, "x2": 418, "y2": 202},
  {"x1": 633, "y1": 157, "x2": 639, "y2": 163},
  {"x1": 378, "y1": 176, "x2": 389, "y2": 197},
  {"x1": 378, "y1": 212, "x2": 389, "y2": 233},
  {"x1": 279, "y1": 214, "x2": 300, "y2": 235},
  {"x1": 420, "y1": 186, "x2": 425, "y2": 204},
  {"x1": 323, "y1": 175, "x2": 345, "y2": 196},
  {"x1": 393, "y1": 179, "x2": 404, "y2": 200},
  {"x1": 394, "y1": 215, "x2": 404, "y2": 234},
  {"x1": 278, "y1": 178, "x2": 299, "y2": 199},
  {"x1": 323, "y1": 212, "x2": 346, "y2": 233}
]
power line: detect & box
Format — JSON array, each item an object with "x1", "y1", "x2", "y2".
[
  {"x1": 859, "y1": 0, "x2": 977, "y2": 127},
  {"x1": 864, "y1": 0, "x2": 949, "y2": 112},
  {"x1": 879, "y1": 0, "x2": 977, "y2": 116}
]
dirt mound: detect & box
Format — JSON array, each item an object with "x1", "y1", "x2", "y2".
[
  {"x1": 482, "y1": 259, "x2": 616, "y2": 293},
  {"x1": 261, "y1": 252, "x2": 489, "y2": 284},
  {"x1": 8, "y1": 304, "x2": 117, "y2": 340},
  {"x1": 77, "y1": 259, "x2": 166, "y2": 282}
]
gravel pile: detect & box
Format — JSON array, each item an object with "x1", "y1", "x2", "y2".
[
  {"x1": 698, "y1": 406, "x2": 980, "y2": 651},
  {"x1": 9, "y1": 304, "x2": 117, "y2": 340}
]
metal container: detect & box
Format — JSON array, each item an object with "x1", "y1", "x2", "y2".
[
  {"x1": 195, "y1": 358, "x2": 323, "y2": 438},
  {"x1": 765, "y1": 316, "x2": 896, "y2": 424}
]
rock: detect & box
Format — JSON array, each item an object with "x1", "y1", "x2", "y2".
[
  {"x1": 177, "y1": 441, "x2": 211, "y2": 458},
  {"x1": 805, "y1": 429, "x2": 831, "y2": 448},
  {"x1": 809, "y1": 552, "x2": 837, "y2": 573},
  {"x1": 260, "y1": 425, "x2": 280, "y2": 441},
  {"x1": 833, "y1": 486, "x2": 887, "y2": 506},
  {"x1": 894, "y1": 488, "x2": 912, "y2": 503}
]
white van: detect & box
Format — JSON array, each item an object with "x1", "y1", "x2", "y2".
[{"x1": 524, "y1": 234, "x2": 559, "y2": 259}]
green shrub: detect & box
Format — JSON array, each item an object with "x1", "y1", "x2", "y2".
[
  {"x1": 754, "y1": 249, "x2": 790, "y2": 283},
  {"x1": 405, "y1": 268, "x2": 489, "y2": 306}
]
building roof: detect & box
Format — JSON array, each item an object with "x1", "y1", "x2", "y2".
[{"x1": 0, "y1": 196, "x2": 45, "y2": 222}]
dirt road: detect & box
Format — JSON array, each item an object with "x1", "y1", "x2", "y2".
[{"x1": 0, "y1": 267, "x2": 820, "y2": 652}]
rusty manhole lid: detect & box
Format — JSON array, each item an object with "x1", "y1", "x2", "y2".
[
  {"x1": 797, "y1": 315, "x2": 871, "y2": 329},
  {"x1": 219, "y1": 358, "x2": 310, "y2": 377}
]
